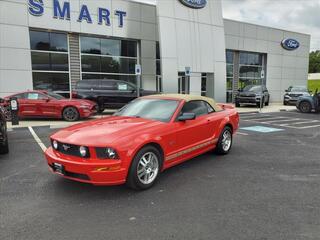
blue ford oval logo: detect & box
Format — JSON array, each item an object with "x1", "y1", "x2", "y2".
[
  {"x1": 179, "y1": 0, "x2": 207, "y2": 9},
  {"x1": 281, "y1": 38, "x2": 300, "y2": 51}
]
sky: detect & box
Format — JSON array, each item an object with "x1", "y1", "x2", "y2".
[{"x1": 134, "y1": 0, "x2": 320, "y2": 51}]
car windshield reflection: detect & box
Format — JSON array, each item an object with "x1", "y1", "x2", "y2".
[{"x1": 114, "y1": 98, "x2": 179, "y2": 122}]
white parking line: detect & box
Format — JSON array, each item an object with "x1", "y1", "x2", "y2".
[
  {"x1": 287, "y1": 124, "x2": 320, "y2": 129},
  {"x1": 278, "y1": 120, "x2": 320, "y2": 126},
  {"x1": 260, "y1": 118, "x2": 301, "y2": 124},
  {"x1": 28, "y1": 126, "x2": 47, "y2": 152},
  {"x1": 243, "y1": 116, "x2": 286, "y2": 121},
  {"x1": 236, "y1": 132, "x2": 249, "y2": 136}
]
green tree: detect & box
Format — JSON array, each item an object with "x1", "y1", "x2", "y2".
[{"x1": 309, "y1": 50, "x2": 320, "y2": 73}]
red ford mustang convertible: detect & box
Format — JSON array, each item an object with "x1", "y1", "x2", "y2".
[{"x1": 45, "y1": 94, "x2": 239, "y2": 190}]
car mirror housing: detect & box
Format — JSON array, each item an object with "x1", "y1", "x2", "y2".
[{"x1": 178, "y1": 112, "x2": 196, "y2": 121}]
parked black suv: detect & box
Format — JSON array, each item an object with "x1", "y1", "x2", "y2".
[
  {"x1": 235, "y1": 85, "x2": 270, "y2": 108},
  {"x1": 0, "y1": 105, "x2": 9, "y2": 154},
  {"x1": 73, "y1": 79, "x2": 158, "y2": 113}
]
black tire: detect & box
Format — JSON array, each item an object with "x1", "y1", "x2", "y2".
[
  {"x1": 299, "y1": 101, "x2": 312, "y2": 113},
  {"x1": 62, "y1": 107, "x2": 80, "y2": 122},
  {"x1": 235, "y1": 101, "x2": 240, "y2": 107},
  {"x1": 265, "y1": 98, "x2": 269, "y2": 106},
  {"x1": 283, "y1": 101, "x2": 287, "y2": 106},
  {"x1": 215, "y1": 126, "x2": 233, "y2": 155},
  {"x1": 97, "y1": 105, "x2": 105, "y2": 114},
  {"x1": 0, "y1": 138, "x2": 9, "y2": 154},
  {"x1": 126, "y1": 145, "x2": 162, "y2": 190}
]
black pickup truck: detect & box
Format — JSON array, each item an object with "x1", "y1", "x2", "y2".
[{"x1": 73, "y1": 79, "x2": 158, "y2": 113}]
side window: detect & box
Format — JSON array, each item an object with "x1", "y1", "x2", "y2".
[
  {"x1": 181, "y1": 101, "x2": 208, "y2": 117},
  {"x1": 117, "y1": 82, "x2": 134, "y2": 91},
  {"x1": 13, "y1": 93, "x2": 26, "y2": 99},
  {"x1": 205, "y1": 102, "x2": 215, "y2": 113},
  {"x1": 26, "y1": 93, "x2": 46, "y2": 100}
]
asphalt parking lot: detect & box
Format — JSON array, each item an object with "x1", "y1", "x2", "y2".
[{"x1": 1, "y1": 111, "x2": 320, "y2": 240}]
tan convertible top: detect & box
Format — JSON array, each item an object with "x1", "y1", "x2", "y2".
[{"x1": 144, "y1": 94, "x2": 222, "y2": 112}]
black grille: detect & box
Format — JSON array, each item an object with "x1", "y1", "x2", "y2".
[
  {"x1": 289, "y1": 94, "x2": 302, "y2": 98},
  {"x1": 51, "y1": 140, "x2": 90, "y2": 158},
  {"x1": 49, "y1": 164, "x2": 90, "y2": 181}
]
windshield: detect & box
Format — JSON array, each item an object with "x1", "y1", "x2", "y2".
[
  {"x1": 114, "y1": 98, "x2": 179, "y2": 122},
  {"x1": 47, "y1": 92, "x2": 65, "y2": 100},
  {"x1": 243, "y1": 85, "x2": 262, "y2": 92},
  {"x1": 289, "y1": 86, "x2": 308, "y2": 92}
]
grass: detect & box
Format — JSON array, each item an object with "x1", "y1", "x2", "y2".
[{"x1": 308, "y1": 80, "x2": 320, "y2": 94}]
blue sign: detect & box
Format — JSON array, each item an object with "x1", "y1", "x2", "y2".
[
  {"x1": 240, "y1": 126, "x2": 284, "y2": 133},
  {"x1": 179, "y1": 0, "x2": 207, "y2": 9},
  {"x1": 28, "y1": 0, "x2": 127, "y2": 27},
  {"x1": 281, "y1": 38, "x2": 300, "y2": 51}
]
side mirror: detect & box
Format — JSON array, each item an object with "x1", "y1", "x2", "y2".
[
  {"x1": 45, "y1": 97, "x2": 50, "y2": 102},
  {"x1": 285, "y1": 89, "x2": 289, "y2": 93},
  {"x1": 178, "y1": 112, "x2": 196, "y2": 121}
]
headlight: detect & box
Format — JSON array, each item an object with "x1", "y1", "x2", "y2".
[
  {"x1": 96, "y1": 147, "x2": 119, "y2": 159},
  {"x1": 52, "y1": 140, "x2": 58, "y2": 150},
  {"x1": 79, "y1": 146, "x2": 89, "y2": 157}
]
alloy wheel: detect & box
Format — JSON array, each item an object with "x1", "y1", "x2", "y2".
[{"x1": 137, "y1": 152, "x2": 159, "y2": 185}]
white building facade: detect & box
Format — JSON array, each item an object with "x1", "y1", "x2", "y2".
[{"x1": 0, "y1": 0, "x2": 311, "y2": 102}]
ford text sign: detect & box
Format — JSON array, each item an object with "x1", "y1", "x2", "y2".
[
  {"x1": 179, "y1": 0, "x2": 207, "y2": 9},
  {"x1": 281, "y1": 39, "x2": 300, "y2": 51}
]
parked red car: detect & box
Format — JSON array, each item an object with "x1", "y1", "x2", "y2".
[
  {"x1": 0, "y1": 91, "x2": 97, "y2": 121},
  {"x1": 45, "y1": 94, "x2": 239, "y2": 190}
]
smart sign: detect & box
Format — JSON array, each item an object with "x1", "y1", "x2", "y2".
[
  {"x1": 179, "y1": 0, "x2": 207, "y2": 9},
  {"x1": 28, "y1": 0, "x2": 127, "y2": 27},
  {"x1": 281, "y1": 38, "x2": 300, "y2": 51}
]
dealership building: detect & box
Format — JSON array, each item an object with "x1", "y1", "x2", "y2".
[{"x1": 0, "y1": 0, "x2": 310, "y2": 102}]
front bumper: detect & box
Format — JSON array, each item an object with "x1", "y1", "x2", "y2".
[
  {"x1": 78, "y1": 106, "x2": 97, "y2": 118},
  {"x1": 236, "y1": 97, "x2": 260, "y2": 104},
  {"x1": 45, "y1": 147, "x2": 127, "y2": 186}
]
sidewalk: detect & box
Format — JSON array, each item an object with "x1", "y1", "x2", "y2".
[
  {"x1": 236, "y1": 102, "x2": 296, "y2": 114},
  {"x1": 7, "y1": 103, "x2": 296, "y2": 129}
]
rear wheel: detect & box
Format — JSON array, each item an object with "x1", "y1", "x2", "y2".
[
  {"x1": 235, "y1": 101, "x2": 240, "y2": 107},
  {"x1": 62, "y1": 107, "x2": 80, "y2": 122},
  {"x1": 127, "y1": 145, "x2": 162, "y2": 190},
  {"x1": 97, "y1": 105, "x2": 105, "y2": 114},
  {"x1": 215, "y1": 126, "x2": 233, "y2": 155},
  {"x1": 299, "y1": 101, "x2": 312, "y2": 113},
  {"x1": 0, "y1": 138, "x2": 9, "y2": 154}
]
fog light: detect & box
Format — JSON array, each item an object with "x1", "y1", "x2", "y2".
[
  {"x1": 79, "y1": 146, "x2": 88, "y2": 157},
  {"x1": 52, "y1": 140, "x2": 58, "y2": 150},
  {"x1": 106, "y1": 148, "x2": 117, "y2": 159}
]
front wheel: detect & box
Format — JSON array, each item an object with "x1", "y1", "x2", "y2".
[
  {"x1": 126, "y1": 146, "x2": 162, "y2": 190},
  {"x1": 299, "y1": 101, "x2": 312, "y2": 113},
  {"x1": 62, "y1": 107, "x2": 80, "y2": 122},
  {"x1": 215, "y1": 126, "x2": 233, "y2": 155}
]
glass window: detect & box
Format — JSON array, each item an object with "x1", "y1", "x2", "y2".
[
  {"x1": 226, "y1": 50, "x2": 234, "y2": 64},
  {"x1": 121, "y1": 40, "x2": 137, "y2": 57},
  {"x1": 26, "y1": 92, "x2": 47, "y2": 100},
  {"x1": 226, "y1": 64, "x2": 233, "y2": 78},
  {"x1": 51, "y1": 53, "x2": 69, "y2": 71},
  {"x1": 181, "y1": 101, "x2": 208, "y2": 117},
  {"x1": 33, "y1": 72, "x2": 69, "y2": 92},
  {"x1": 116, "y1": 82, "x2": 134, "y2": 91},
  {"x1": 50, "y1": 33, "x2": 68, "y2": 52},
  {"x1": 81, "y1": 36, "x2": 101, "y2": 54},
  {"x1": 30, "y1": 31, "x2": 50, "y2": 51},
  {"x1": 13, "y1": 93, "x2": 26, "y2": 99},
  {"x1": 101, "y1": 39, "x2": 120, "y2": 56},
  {"x1": 156, "y1": 42, "x2": 160, "y2": 59},
  {"x1": 101, "y1": 56, "x2": 120, "y2": 73},
  {"x1": 82, "y1": 74, "x2": 137, "y2": 84},
  {"x1": 81, "y1": 55, "x2": 101, "y2": 72},
  {"x1": 30, "y1": 31, "x2": 68, "y2": 52},
  {"x1": 31, "y1": 52, "x2": 50, "y2": 70}
]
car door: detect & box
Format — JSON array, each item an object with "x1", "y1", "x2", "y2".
[
  {"x1": 114, "y1": 81, "x2": 137, "y2": 106},
  {"x1": 38, "y1": 94, "x2": 60, "y2": 117},
  {"x1": 23, "y1": 92, "x2": 50, "y2": 117},
  {"x1": 174, "y1": 100, "x2": 216, "y2": 154}
]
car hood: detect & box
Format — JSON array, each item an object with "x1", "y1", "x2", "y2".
[
  {"x1": 286, "y1": 91, "x2": 310, "y2": 95},
  {"x1": 51, "y1": 116, "x2": 163, "y2": 146}
]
